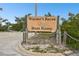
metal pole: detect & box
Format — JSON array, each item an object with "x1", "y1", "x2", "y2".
[
  {"x1": 35, "y1": 3, "x2": 38, "y2": 36},
  {"x1": 35, "y1": 3, "x2": 37, "y2": 16}
]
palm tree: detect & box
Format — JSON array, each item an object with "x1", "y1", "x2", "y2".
[
  {"x1": 0, "y1": 18, "x2": 7, "y2": 27},
  {"x1": 3, "y1": 19, "x2": 8, "y2": 22},
  {"x1": 23, "y1": 13, "x2": 32, "y2": 31},
  {"x1": 68, "y1": 12, "x2": 74, "y2": 17},
  {"x1": 15, "y1": 13, "x2": 32, "y2": 23},
  {"x1": 0, "y1": 8, "x2": 3, "y2": 30},
  {"x1": 15, "y1": 17, "x2": 21, "y2": 24},
  {"x1": 0, "y1": 8, "x2": 3, "y2": 11},
  {"x1": 0, "y1": 17, "x2": 3, "y2": 28},
  {"x1": 45, "y1": 12, "x2": 52, "y2": 16},
  {"x1": 5, "y1": 21, "x2": 11, "y2": 31},
  {"x1": 0, "y1": 18, "x2": 9, "y2": 31},
  {"x1": 14, "y1": 13, "x2": 32, "y2": 31},
  {"x1": 61, "y1": 18, "x2": 66, "y2": 23}
]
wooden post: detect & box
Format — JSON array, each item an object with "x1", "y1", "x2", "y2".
[
  {"x1": 59, "y1": 29, "x2": 61, "y2": 46},
  {"x1": 63, "y1": 31, "x2": 67, "y2": 47},
  {"x1": 56, "y1": 16, "x2": 59, "y2": 44},
  {"x1": 58, "y1": 16, "x2": 62, "y2": 46},
  {"x1": 23, "y1": 31, "x2": 26, "y2": 44},
  {"x1": 56, "y1": 16, "x2": 62, "y2": 46},
  {"x1": 25, "y1": 15, "x2": 28, "y2": 41},
  {"x1": 56, "y1": 30, "x2": 59, "y2": 44},
  {"x1": 22, "y1": 15, "x2": 28, "y2": 44}
]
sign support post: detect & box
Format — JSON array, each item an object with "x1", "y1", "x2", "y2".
[
  {"x1": 56, "y1": 16, "x2": 59, "y2": 45},
  {"x1": 25, "y1": 15, "x2": 28, "y2": 42},
  {"x1": 22, "y1": 15, "x2": 28, "y2": 44},
  {"x1": 22, "y1": 15, "x2": 26, "y2": 44},
  {"x1": 63, "y1": 31, "x2": 67, "y2": 47},
  {"x1": 56, "y1": 16, "x2": 62, "y2": 47}
]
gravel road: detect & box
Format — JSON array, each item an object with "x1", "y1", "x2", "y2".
[{"x1": 0, "y1": 32, "x2": 23, "y2": 56}]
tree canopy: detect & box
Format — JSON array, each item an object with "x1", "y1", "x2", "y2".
[{"x1": 61, "y1": 13, "x2": 79, "y2": 38}]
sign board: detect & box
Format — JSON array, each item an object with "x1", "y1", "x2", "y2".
[{"x1": 27, "y1": 16, "x2": 57, "y2": 32}]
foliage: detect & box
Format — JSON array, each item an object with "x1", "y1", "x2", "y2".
[
  {"x1": 0, "y1": 13, "x2": 32, "y2": 31},
  {"x1": 61, "y1": 13, "x2": 79, "y2": 38},
  {"x1": 0, "y1": 17, "x2": 11, "y2": 31},
  {"x1": 10, "y1": 22, "x2": 23, "y2": 31},
  {"x1": 11, "y1": 14, "x2": 31, "y2": 31},
  {"x1": 61, "y1": 13, "x2": 79, "y2": 49},
  {"x1": 45, "y1": 12, "x2": 52, "y2": 16}
]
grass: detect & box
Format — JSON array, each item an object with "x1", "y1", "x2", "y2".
[
  {"x1": 26, "y1": 44, "x2": 67, "y2": 53},
  {"x1": 32, "y1": 46, "x2": 47, "y2": 53},
  {"x1": 66, "y1": 38, "x2": 79, "y2": 50}
]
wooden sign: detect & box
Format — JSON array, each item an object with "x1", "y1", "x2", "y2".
[{"x1": 27, "y1": 16, "x2": 57, "y2": 32}]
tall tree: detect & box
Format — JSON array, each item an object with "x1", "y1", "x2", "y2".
[
  {"x1": 0, "y1": 17, "x2": 3, "y2": 28},
  {"x1": 61, "y1": 13, "x2": 79, "y2": 38},
  {"x1": 45, "y1": 12, "x2": 52, "y2": 16},
  {"x1": 0, "y1": 8, "x2": 3, "y2": 11},
  {"x1": 11, "y1": 13, "x2": 32, "y2": 31}
]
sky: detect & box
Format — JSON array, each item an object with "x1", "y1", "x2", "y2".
[{"x1": 0, "y1": 3, "x2": 79, "y2": 23}]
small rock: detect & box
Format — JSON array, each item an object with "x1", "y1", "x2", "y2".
[
  {"x1": 64, "y1": 50, "x2": 73, "y2": 55},
  {"x1": 48, "y1": 50, "x2": 57, "y2": 53}
]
